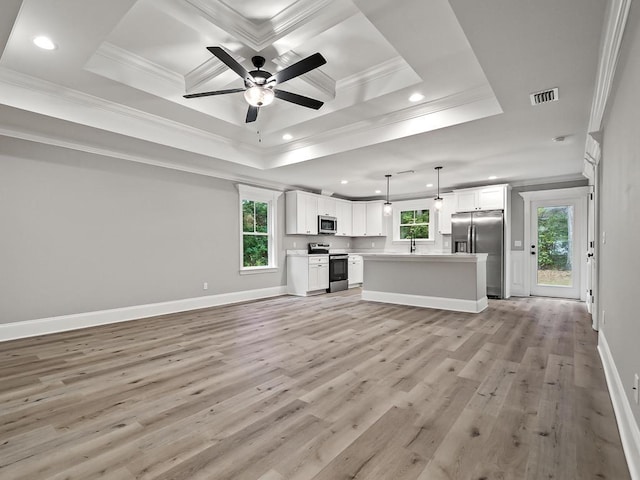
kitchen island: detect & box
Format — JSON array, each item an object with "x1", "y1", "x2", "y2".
[{"x1": 360, "y1": 253, "x2": 488, "y2": 313}]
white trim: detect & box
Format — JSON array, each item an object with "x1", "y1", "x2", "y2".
[
  {"x1": 361, "y1": 290, "x2": 488, "y2": 314},
  {"x1": 0, "y1": 286, "x2": 287, "y2": 343},
  {"x1": 588, "y1": 0, "x2": 633, "y2": 134},
  {"x1": 598, "y1": 331, "x2": 640, "y2": 480},
  {"x1": 510, "y1": 250, "x2": 526, "y2": 296}
]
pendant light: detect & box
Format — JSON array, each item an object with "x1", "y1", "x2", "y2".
[
  {"x1": 434, "y1": 166, "x2": 443, "y2": 210},
  {"x1": 383, "y1": 174, "x2": 393, "y2": 216}
]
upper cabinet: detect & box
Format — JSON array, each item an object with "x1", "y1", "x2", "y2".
[
  {"x1": 317, "y1": 196, "x2": 337, "y2": 217},
  {"x1": 437, "y1": 193, "x2": 456, "y2": 235},
  {"x1": 285, "y1": 191, "x2": 318, "y2": 235},
  {"x1": 335, "y1": 199, "x2": 352, "y2": 236},
  {"x1": 286, "y1": 191, "x2": 385, "y2": 236},
  {"x1": 454, "y1": 185, "x2": 508, "y2": 212}
]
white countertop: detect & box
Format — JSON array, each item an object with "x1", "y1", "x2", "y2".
[{"x1": 359, "y1": 252, "x2": 488, "y2": 262}]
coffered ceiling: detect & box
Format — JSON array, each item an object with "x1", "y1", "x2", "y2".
[{"x1": 0, "y1": 0, "x2": 607, "y2": 199}]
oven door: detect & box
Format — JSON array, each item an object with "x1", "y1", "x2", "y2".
[{"x1": 329, "y1": 255, "x2": 348, "y2": 282}]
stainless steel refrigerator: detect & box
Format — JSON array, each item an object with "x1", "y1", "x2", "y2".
[{"x1": 451, "y1": 210, "x2": 504, "y2": 298}]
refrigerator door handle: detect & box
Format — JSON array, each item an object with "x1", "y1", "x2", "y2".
[
  {"x1": 467, "y1": 225, "x2": 472, "y2": 253},
  {"x1": 471, "y1": 225, "x2": 477, "y2": 253}
]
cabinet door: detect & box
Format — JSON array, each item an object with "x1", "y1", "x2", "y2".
[
  {"x1": 348, "y1": 256, "x2": 363, "y2": 284},
  {"x1": 303, "y1": 194, "x2": 318, "y2": 234},
  {"x1": 317, "y1": 263, "x2": 329, "y2": 289},
  {"x1": 317, "y1": 196, "x2": 337, "y2": 217},
  {"x1": 308, "y1": 264, "x2": 319, "y2": 291},
  {"x1": 352, "y1": 202, "x2": 367, "y2": 236},
  {"x1": 455, "y1": 191, "x2": 477, "y2": 212},
  {"x1": 477, "y1": 186, "x2": 504, "y2": 210},
  {"x1": 365, "y1": 202, "x2": 384, "y2": 236},
  {"x1": 438, "y1": 193, "x2": 455, "y2": 235},
  {"x1": 335, "y1": 200, "x2": 352, "y2": 236}
]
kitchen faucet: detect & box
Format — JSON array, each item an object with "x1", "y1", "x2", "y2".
[{"x1": 410, "y1": 233, "x2": 416, "y2": 253}]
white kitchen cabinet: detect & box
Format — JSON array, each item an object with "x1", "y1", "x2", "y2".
[
  {"x1": 366, "y1": 201, "x2": 384, "y2": 236},
  {"x1": 454, "y1": 185, "x2": 508, "y2": 212},
  {"x1": 437, "y1": 193, "x2": 456, "y2": 235},
  {"x1": 348, "y1": 255, "x2": 363, "y2": 286},
  {"x1": 335, "y1": 199, "x2": 352, "y2": 236},
  {"x1": 287, "y1": 255, "x2": 328, "y2": 295},
  {"x1": 285, "y1": 191, "x2": 318, "y2": 235},
  {"x1": 351, "y1": 201, "x2": 385, "y2": 236},
  {"x1": 352, "y1": 202, "x2": 367, "y2": 236},
  {"x1": 317, "y1": 196, "x2": 337, "y2": 217}
]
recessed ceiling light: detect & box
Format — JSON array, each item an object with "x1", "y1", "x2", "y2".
[
  {"x1": 282, "y1": 133, "x2": 292, "y2": 140},
  {"x1": 426, "y1": 183, "x2": 433, "y2": 188},
  {"x1": 488, "y1": 175, "x2": 498, "y2": 180},
  {"x1": 33, "y1": 36, "x2": 56, "y2": 50},
  {"x1": 341, "y1": 180, "x2": 348, "y2": 185},
  {"x1": 375, "y1": 189, "x2": 382, "y2": 194},
  {"x1": 409, "y1": 93, "x2": 424, "y2": 102}
]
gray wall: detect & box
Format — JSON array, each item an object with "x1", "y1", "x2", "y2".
[
  {"x1": 0, "y1": 136, "x2": 291, "y2": 323},
  {"x1": 510, "y1": 180, "x2": 588, "y2": 250},
  {"x1": 599, "y1": 1, "x2": 640, "y2": 429}
]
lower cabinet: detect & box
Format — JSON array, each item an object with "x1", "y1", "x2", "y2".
[
  {"x1": 287, "y1": 255, "x2": 329, "y2": 296},
  {"x1": 348, "y1": 255, "x2": 363, "y2": 286}
]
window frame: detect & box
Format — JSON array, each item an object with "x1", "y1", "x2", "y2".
[
  {"x1": 238, "y1": 185, "x2": 281, "y2": 274},
  {"x1": 392, "y1": 199, "x2": 435, "y2": 243}
]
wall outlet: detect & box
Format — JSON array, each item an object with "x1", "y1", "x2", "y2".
[
  {"x1": 514, "y1": 240, "x2": 522, "y2": 247},
  {"x1": 293, "y1": 241, "x2": 297, "y2": 248},
  {"x1": 444, "y1": 240, "x2": 449, "y2": 248},
  {"x1": 601, "y1": 310, "x2": 605, "y2": 325},
  {"x1": 602, "y1": 231, "x2": 606, "y2": 244},
  {"x1": 371, "y1": 242, "x2": 375, "y2": 248},
  {"x1": 203, "y1": 282, "x2": 208, "y2": 290},
  {"x1": 634, "y1": 374, "x2": 639, "y2": 404},
  {"x1": 347, "y1": 242, "x2": 350, "y2": 248}
]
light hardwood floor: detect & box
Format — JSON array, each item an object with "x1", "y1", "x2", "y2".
[{"x1": 0, "y1": 290, "x2": 630, "y2": 479}]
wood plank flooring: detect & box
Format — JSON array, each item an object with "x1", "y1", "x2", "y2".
[{"x1": 0, "y1": 290, "x2": 630, "y2": 479}]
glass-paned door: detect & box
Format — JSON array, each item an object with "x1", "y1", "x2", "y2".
[{"x1": 530, "y1": 200, "x2": 581, "y2": 298}]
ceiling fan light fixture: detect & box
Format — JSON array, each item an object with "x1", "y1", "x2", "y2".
[{"x1": 244, "y1": 86, "x2": 275, "y2": 107}]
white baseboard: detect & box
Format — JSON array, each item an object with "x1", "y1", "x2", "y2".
[
  {"x1": 0, "y1": 286, "x2": 287, "y2": 342},
  {"x1": 361, "y1": 290, "x2": 488, "y2": 313},
  {"x1": 598, "y1": 331, "x2": 640, "y2": 480}
]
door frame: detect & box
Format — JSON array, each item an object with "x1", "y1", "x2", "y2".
[{"x1": 521, "y1": 187, "x2": 590, "y2": 300}]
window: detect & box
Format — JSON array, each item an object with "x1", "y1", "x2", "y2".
[
  {"x1": 238, "y1": 185, "x2": 280, "y2": 273},
  {"x1": 392, "y1": 200, "x2": 433, "y2": 242}
]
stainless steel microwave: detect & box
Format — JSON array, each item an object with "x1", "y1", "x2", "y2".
[{"x1": 318, "y1": 215, "x2": 337, "y2": 235}]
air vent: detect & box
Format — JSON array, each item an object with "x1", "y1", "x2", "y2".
[{"x1": 530, "y1": 87, "x2": 559, "y2": 106}]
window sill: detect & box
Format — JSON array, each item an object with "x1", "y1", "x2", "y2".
[{"x1": 240, "y1": 267, "x2": 279, "y2": 275}]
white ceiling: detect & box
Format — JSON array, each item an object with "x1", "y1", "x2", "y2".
[{"x1": 0, "y1": 0, "x2": 607, "y2": 200}]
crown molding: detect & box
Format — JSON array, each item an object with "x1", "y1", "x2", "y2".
[
  {"x1": 88, "y1": 42, "x2": 184, "y2": 90},
  {"x1": 264, "y1": 84, "x2": 500, "y2": 168},
  {"x1": 587, "y1": 0, "x2": 633, "y2": 133},
  {"x1": 337, "y1": 56, "x2": 414, "y2": 91},
  {"x1": 0, "y1": 67, "x2": 264, "y2": 168},
  {"x1": 183, "y1": 0, "x2": 347, "y2": 51}
]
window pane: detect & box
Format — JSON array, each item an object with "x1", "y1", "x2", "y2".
[
  {"x1": 255, "y1": 201, "x2": 268, "y2": 233},
  {"x1": 243, "y1": 234, "x2": 269, "y2": 267},
  {"x1": 400, "y1": 226, "x2": 413, "y2": 239},
  {"x1": 400, "y1": 210, "x2": 414, "y2": 224},
  {"x1": 242, "y1": 200, "x2": 255, "y2": 233},
  {"x1": 415, "y1": 210, "x2": 429, "y2": 224},
  {"x1": 536, "y1": 205, "x2": 573, "y2": 286},
  {"x1": 412, "y1": 225, "x2": 429, "y2": 239}
]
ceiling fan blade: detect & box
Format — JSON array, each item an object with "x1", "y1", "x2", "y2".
[
  {"x1": 267, "y1": 53, "x2": 326, "y2": 85},
  {"x1": 274, "y1": 90, "x2": 324, "y2": 110},
  {"x1": 183, "y1": 88, "x2": 245, "y2": 99},
  {"x1": 246, "y1": 106, "x2": 259, "y2": 123},
  {"x1": 207, "y1": 46, "x2": 255, "y2": 85}
]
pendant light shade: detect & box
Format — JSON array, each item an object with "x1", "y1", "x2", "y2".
[
  {"x1": 383, "y1": 174, "x2": 392, "y2": 216},
  {"x1": 434, "y1": 166, "x2": 443, "y2": 211},
  {"x1": 244, "y1": 86, "x2": 275, "y2": 107}
]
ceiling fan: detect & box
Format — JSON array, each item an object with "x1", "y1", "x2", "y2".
[{"x1": 184, "y1": 47, "x2": 327, "y2": 123}]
